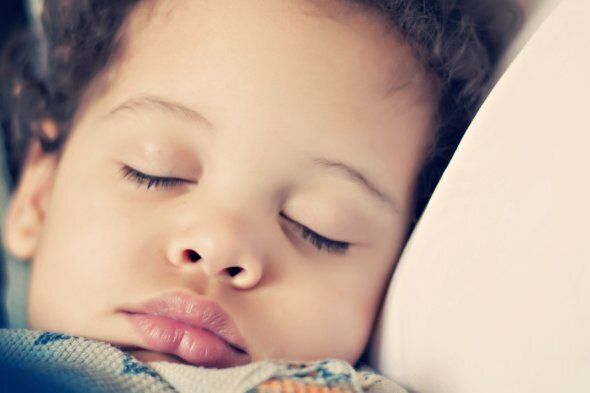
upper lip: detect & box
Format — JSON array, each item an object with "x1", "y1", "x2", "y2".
[{"x1": 125, "y1": 291, "x2": 248, "y2": 354}]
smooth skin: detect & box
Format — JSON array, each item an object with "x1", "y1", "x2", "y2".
[{"x1": 4, "y1": 0, "x2": 436, "y2": 366}]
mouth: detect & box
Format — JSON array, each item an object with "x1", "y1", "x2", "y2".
[{"x1": 122, "y1": 292, "x2": 250, "y2": 368}]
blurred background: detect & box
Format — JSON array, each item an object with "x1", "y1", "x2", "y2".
[{"x1": 0, "y1": 0, "x2": 27, "y2": 329}]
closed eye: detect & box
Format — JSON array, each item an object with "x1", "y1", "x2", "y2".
[
  {"x1": 120, "y1": 165, "x2": 191, "y2": 189},
  {"x1": 280, "y1": 212, "x2": 350, "y2": 256}
]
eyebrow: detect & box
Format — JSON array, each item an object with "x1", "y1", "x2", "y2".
[
  {"x1": 311, "y1": 157, "x2": 400, "y2": 214},
  {"x1": 107, "y1": 95, "x2": 215, "y2": 129},
  {"x1": 108, "y1": 95, "x2": 399, "y2": 214}
]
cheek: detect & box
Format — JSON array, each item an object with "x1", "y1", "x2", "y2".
[
  {"x1": 312, "y1": 278, "x2": 383, "y2": 362},
  {"x1": 275, "y1": 235, "x2": 401, "y2": 362},
  {"x1": 27, "y1": 160, "x2": 146, "y2": 330},
  {"x1": 247, "y1": 262, "x2": 389, "y2": 364},
  {"x1": 332, "y1": 270, "x2": 389, "y2": 360}
]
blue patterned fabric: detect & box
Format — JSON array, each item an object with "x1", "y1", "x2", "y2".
[
  {"x1": 0, "y1": 329, "x2": 406, "y2": 393},
  {"x1": 0, "y1": 329, "x2": 176, "y2": 392}
]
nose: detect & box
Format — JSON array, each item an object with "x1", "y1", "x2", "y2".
[{"x1": 166, "y1": 212, "x2": 266, "y2": 290}]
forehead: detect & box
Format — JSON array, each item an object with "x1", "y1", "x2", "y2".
[
  {"x1": 114, "y1": 0, "x2": 432, "y2": 104},
  {"x1": 87, "y1": 0, "x2": 436, "y2": 210}
]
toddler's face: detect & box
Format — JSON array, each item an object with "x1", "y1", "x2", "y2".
[{"x1": 5, "y1": 0, "x2": 435, "y2": 367}]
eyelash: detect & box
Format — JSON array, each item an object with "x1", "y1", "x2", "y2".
[
  {"x1": 280, "y1": 213, "x2": 350, "y2": 256},
  {"x1": 120, "y1": 165, "x2": 350, "y2": 255},
  {"x1": 120, "y1": 165, "x2": 188, "y2": 189}
]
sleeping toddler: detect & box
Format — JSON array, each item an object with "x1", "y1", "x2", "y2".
[{"x1": 0, "y1": 0, "x2": 515, "y2": 391}]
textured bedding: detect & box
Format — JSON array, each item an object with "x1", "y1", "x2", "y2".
[{"x1": 0, "y1": 329, "x2": 407, "y2": 393}]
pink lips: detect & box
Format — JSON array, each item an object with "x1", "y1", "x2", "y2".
[{"x1": 124, "y1": 292, "x2": 250, "y2": 368}]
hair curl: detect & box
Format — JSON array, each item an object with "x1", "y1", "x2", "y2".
[{"x1": 0, "y1": 0, "x2": 521, "y2": 223}]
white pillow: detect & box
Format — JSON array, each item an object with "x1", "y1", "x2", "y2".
[{"x1": 369, "y1": 1, "x2": 590, "y2": 392}]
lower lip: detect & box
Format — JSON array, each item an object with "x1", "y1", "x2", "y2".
[{"x1": 125, "y1": 313, "x2": 248, "y2": 368}]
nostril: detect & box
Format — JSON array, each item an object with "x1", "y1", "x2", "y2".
[
  {"x1": 226, "y1": 266, "x2": 243, "y2": 277},
  {"x1": 184, "y1": 249, "x2": 201, "y2": 263}
]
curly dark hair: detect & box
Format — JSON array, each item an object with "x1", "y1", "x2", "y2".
[{"x1": 0, "y1": 0, "x2": 521, "y2": 223}]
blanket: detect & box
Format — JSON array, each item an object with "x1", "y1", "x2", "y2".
[{"x1": 0, "y1": 329, "x2": 407, "y2": 393}]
